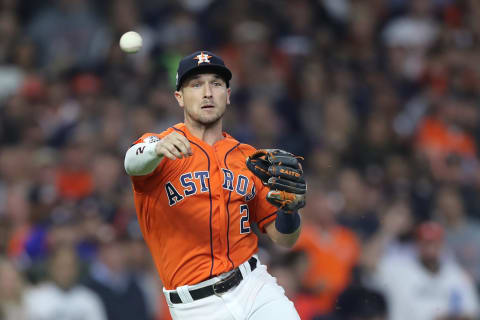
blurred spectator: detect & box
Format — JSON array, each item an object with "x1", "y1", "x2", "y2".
[
  {"x1": 269, "y1": 250, "x2": 318, "y2": 320},
  {"x1": 84, "y1": 234, "x2": 150, "y2": 320},
  {"x1": 332, "y1": 285, "x2": 387, "y2": 320},
  {"x1": 0, "y1": 10, "x2": 20, "y2": 63},
  {"x1": 361, "y1": 199, "x2": 415, "y2": 269},
  {"x1": 320, "y1": 94, "x2": 357, "y2": 155},
  {"x1": 55, "y1": 140, "x2": 94, "y2": 201},
  {"x1": 97, "y1": 99, "x2": 130, "y2": 152},
  {"x1": 434, "y1": 186, "x2": 480, "y2": 289},
  {"x1": 382, "y1": 0, "x2": 439, "y2": 80},
  {"x1": 364, "y1": 221, "x2": 479, "y2": 320},
  {"x1": 415, "y1": 96, "x2": 478, "y2": 185},
  {"x1": 245, "y1": 96, "x2": 286, "y2": 149},
  {"x1": 3, "y1": 181, "x2": 33, "y2": 263},
  {"x1": 0, "y1": 10, "x2": 24, "y2": 101},
  {"x1": 86, "y1": 152, "x2": 124, "y2": 222},
  {"x1": 345, "y1": 112, "x2": 396, "y2": 174},
  {"x1": 335, "y1": 168, "x2": 379, "y2": 240},
  {"x1": 126, "y1": 239, "x2": 164, "y2": 319},
  {"x1": 27, "y1": 0, "x2": 107, "y2": 72},
  {"x1": 0, "y1": 258, "x2": 27, "y2": 320},
  {"x1": 38, "y1": 80, "x2": 80, "y2": 148},
  {"x1": 24, "y1": 245, "x2": 106, "y2": 320},
  {"x1": 293, "y1": 185, "x2": 359, "y2": 316}
]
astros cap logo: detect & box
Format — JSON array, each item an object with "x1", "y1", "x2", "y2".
[
  {"x1": 176, "y1": 50, "x2": 232, "y2": 90},
  {"x1": 194, "y1": 52, "x2": 212, "y2": 65}
]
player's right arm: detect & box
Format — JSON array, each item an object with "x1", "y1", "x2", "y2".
[{"x1": 124, "y1": 131, "x2": 192, "y2": 176}]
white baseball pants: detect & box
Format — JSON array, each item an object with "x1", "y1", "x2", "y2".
[{"x1": 163, "y1": 257, "x2": 300, "y2": 320}]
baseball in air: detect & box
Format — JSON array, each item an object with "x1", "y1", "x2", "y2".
[{"x1": 119, "y1": 31, "x2": 143, "y2": 53}]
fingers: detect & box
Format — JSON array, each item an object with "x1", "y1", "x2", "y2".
[
  {"x1": 167, "y1": 144, "x2": 183, "y2": 159},
  {"x1": 172, "y1": 134, "x2": 192, "y2": 157},
  {"x1": 156, "y1": 132, "x2": 193, "y2": 160},
  {"x1": 155, "y1": 144, "x2": 178, "y2": 160}
]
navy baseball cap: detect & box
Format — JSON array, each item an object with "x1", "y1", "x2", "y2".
[{"x1": 176, "y1": 51, "x2": 232, "y2": 90}]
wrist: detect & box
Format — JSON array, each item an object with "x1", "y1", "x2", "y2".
[
  {"x1": 275, "y1": 209, "x2": 300, "y2": 234},
  {"x1": 124, "y1": 142, "x2": 162, "y2": 176}
]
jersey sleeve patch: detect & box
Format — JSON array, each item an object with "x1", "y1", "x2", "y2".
[{"x1": 143, "y1": 135, "x2": 161, "y2": 144}]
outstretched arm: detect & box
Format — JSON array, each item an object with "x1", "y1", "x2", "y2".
[
  {"x1": 124, "y1": 132, "x2": 191, "y2": 176},
  {"x1": 124, "y1": 142, "x2": 163, "y2": 176}
]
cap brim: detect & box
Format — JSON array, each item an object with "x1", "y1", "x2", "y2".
[{"x1": 177, "y1": 64, "x2": 232, "y2": 90}]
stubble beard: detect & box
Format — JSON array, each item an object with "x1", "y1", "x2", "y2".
[{"x1": 187, "y1": 107, "x2": 225, "y2": 127}]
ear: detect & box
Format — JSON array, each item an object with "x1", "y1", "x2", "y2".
[
  {"x1": 174, "y1": 90, "x2": 184, "y2": 108},
  {"x1": 226, "y1": 88, "x2": 231, "y2": 105}
]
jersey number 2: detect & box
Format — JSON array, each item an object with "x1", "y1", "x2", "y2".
[{"x1": 239, "y1": 204, "x2": 250, "y2": 234}]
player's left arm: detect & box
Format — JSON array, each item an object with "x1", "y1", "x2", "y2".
[{"x1": 246, "y1": 149, "x2": 306, "y2": 248}]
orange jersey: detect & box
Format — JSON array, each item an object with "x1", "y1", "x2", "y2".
[
  {"x1": 130, "y1": 123, "x2": 278, "y2": 289},
  {"x1": 294, "y1": 224, "x2": 359, "y2": 313}
]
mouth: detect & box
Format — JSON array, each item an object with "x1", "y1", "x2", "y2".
[{"x1": 201, "y1": 105, "x2": 214, "y2": 109}]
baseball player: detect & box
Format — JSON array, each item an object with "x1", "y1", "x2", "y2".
[{"x1": 124, "y1": 51, "x2": 307, "y2": 320}]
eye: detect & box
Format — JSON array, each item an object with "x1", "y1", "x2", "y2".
[
  {"x1": 191, "y1": 82, "x2": 201, "y2": 88},
  {"x1": 213, "y1": 81, "x2": 222, "y2": 86}
]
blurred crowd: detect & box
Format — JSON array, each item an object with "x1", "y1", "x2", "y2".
[{"x1": 1, "y1": 0, "x2": 480, "y2": 319}]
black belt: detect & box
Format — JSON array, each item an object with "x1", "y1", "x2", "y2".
[{"x1": 169, "y1": 257, "x2": 257, "y2": 304}]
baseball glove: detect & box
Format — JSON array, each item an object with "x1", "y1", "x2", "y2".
[{"x1": 246, "y1": 149, "x2": 306, "y2": 212}]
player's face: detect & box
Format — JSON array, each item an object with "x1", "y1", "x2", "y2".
[
  {"x1": 418, "y1": 239, "x2": 443, "y2": 263},
  {"x1": 175, "y1": 73, "x2": 231, "y2": 126}
]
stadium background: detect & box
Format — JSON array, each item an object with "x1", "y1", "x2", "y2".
[{"x1": 0, "y1": 0, "x2": 479, "y2": 319}]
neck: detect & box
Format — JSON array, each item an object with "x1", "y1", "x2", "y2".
[
  {"x1": 185, "y1": 118, "x2": 224, "y2": 146},
  {"x1": 420, "y1": 257, "x2": 440, "y2": 274}
]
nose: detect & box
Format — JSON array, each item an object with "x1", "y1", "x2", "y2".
[{"x1": 203, "y1": 83, "x2": 213, "y2": 98}]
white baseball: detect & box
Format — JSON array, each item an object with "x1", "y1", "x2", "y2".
[{"x1": 119, "y1": 31, "x2": 143, "y2": 53}]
